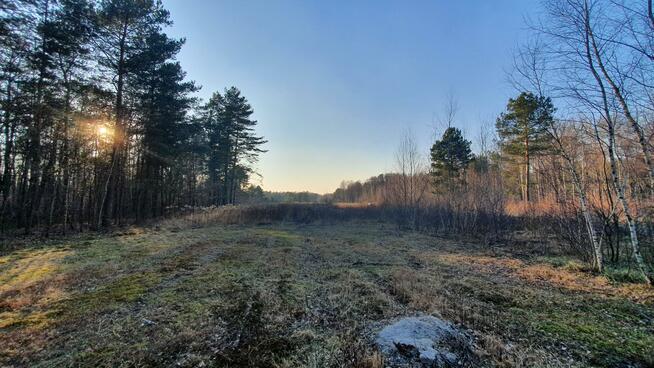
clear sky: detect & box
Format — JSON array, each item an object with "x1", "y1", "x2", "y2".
[{"x1": 161, "y1": 0, "x2": 540, "y2": 194}]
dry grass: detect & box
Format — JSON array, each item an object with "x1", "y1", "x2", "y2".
[
  {"x1": 0, "y1": 215, "x2": 652, "y2": 367},
  {"x1": 438, "y1": 253, "x2": 654, "y2": 302}
]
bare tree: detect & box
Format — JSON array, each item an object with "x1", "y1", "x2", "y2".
[
  {"x1": 390, "y1": 130, "x2": 430, "y2": 229},
  {"x1": 534, "y1": 0, "x2": 651, "y2": 283},
  {"x1": 548, "y1": 119, "x2": 604, "y2": 271},
  {"x1": 584, "y1": 0, "x2": 654, "y2": 196},
  {"x1": 432, "y1": 91, "x2": 459, "y2": 139},
  {"x1": 510, "y1": 37, "x2": 604, "y2": 271},
  {"x1": 507, "y1": 38, "x2": 549, "y2": 97}
]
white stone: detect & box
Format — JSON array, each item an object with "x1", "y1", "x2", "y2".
[{"x1": 375, "y1": 315, "x2": 460, "y2": 366}]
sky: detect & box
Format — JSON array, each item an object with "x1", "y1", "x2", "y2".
[{"x1": 161, "y1": 0, "x2": 541, "y2": 194}]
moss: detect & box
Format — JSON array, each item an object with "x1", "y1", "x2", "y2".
[
  {"x1": 536, "y1": 255, "x2": 577, "y2": 268},
  {"x1": 562, "y1": 260, "x2": 586, "y2": 272},
  {"x1": 63, "y1": 272, "x2": 162, "y2": 315},
  {"x1": 254, "y1": 228, "x2": 302, "y2": 247},
  {"x1": 604, "y1": 267, "x2": 649, "y2": 284},
  {"x1": 3, "y1": 221, "x2": 653, "y2": 368},
  {"x1": 69, "y1": 347, "x2": 122, "y2": 368},
  {"x1": 0, "y1": 310, "x2": 57, "y2": 330},
  {"x1": 528, "y1": 298, "x2": 654, "y2": 366},
  {"x1": 0, "y1": 248, "x2": 70, "y2": 290}
]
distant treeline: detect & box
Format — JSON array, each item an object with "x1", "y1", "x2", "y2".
[{"x1": 239, "y1": 186, "x2": 323, "y2": 204}]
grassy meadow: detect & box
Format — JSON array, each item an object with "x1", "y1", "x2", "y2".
[{"x1": 1, "y1": 211, "x2": 653, "y2": 367}]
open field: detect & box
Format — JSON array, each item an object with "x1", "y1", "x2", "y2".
[{"x1": 1, "y1": 218, "x2": 653, "y2": 368}]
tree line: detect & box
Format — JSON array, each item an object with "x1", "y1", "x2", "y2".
[
  {"x1": 0, "y1": 0, "x2": 266, "y2": 233},
  {"x1": 331, "y1": 0, "x2": 654, "y2": 283}
]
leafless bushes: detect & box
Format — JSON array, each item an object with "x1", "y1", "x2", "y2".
[
  {"x1": 410, "y1": 169, "x2": 509, "y2": 241},
  {"x1": 161, "y1": 198, "x2": 515, "y2": 244},
  {"x1": 160, "y1": 204, "x2": 387, "y2": 229}
]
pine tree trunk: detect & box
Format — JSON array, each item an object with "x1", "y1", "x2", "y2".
[{"x1": 99, "y1": 20, "x2": 128, "y2": 228}]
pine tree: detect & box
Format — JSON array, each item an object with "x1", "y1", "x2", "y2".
[
  {"x1": 496, "y1": 92, "x2": 553, "y2": 202},
  {"x1": 201, "y1": 91, "x2": 225, "y2": 205},
  {"x1": 430, "y1": 127, "x2": 473, "y2": 189},
  {"x1": 0, "y1": 0, "x2": 269, "y2": 231},
  {"x1": 0, "y1": 0, "x2": 33, "y2": 219},
  {"x1": 133, "y1": 30, "x2": 198, "y2": 220},
  {"x1": 95, "y1": 0, "x2": 172, "y2": 226},
  {"x1": 202, "y1": 87, "x2": 266, "y2": 205}
]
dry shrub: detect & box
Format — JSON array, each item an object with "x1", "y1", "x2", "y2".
[
  {"x1": 158, "y1": 200, "x2": 651, "y2": 275},
  {"x1": 159, "y1": 203, "x2": 387, "y2": 230}
]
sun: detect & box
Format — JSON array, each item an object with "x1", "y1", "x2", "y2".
[{"x1": 97, "y1": 125, "x2": 112, "y2": 137}]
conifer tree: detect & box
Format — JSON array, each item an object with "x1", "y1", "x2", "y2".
[
  {"x1": 496, "y1": 92, "x2": 553, "y2": 202},
  {"x1": 430, "y1": 127, "x2": 473, "y2": 190},
  {"x1": 202, "y1": 87, "x2": 266, "y2": 205},
  {"x1": 0, "y1": 0, "x2": 267, "y2": 231},
  {"x1": 95, "y1": 0, "x2": 172, "y2": 226}
]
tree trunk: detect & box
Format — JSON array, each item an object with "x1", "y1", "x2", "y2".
[
  {"x1": 583, "y1": 0, "x2": 650, "y2": 283},
  {"x1": 525, "y1": 135, "x2": 530, "y2": 202},
  {"x1": 99, "y1": 19, "x2": 128, "y2": 228},
  {"x1": 587, "y1": 20, "x2": 654, "y2": 197}
]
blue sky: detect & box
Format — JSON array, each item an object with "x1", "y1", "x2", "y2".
[{"x1": 162, "y1": 0, "x2": 540, "y2": 193}]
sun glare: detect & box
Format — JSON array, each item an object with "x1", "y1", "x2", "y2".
[{"x1": 97, "y1": 125, "x2": 112, "y2": 138}]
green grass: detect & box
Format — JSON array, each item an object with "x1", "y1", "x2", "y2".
[
  {"x1": 1, "y1": 221, "x2": 652, "y2": 367},
  {"x1": 604, "y1": 266, "x2": 651, "y2": 284}
]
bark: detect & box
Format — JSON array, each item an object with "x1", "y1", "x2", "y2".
[
  {"x1": 552, "y1": 128, "x2": 602, "y2": 271},
  {"x1": 1, "y1": 79, "x2": 15, "y2": 211},
  {"x1": 99, "y1": 17, "x2": 128, "y2": 228},
  {"x1": 525, "y1": 134, "x2": 530, "y2": 202},
  {"x1": 583, "y1": 0, "x2": 651, "y2": 284},
  {"x1": 587, "y1": 18, "x2": 654, "y2": 197}
]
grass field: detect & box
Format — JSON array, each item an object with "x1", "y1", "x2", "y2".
[{"x1": 1, "y1": 219, "x2": 653, "y2": 367}]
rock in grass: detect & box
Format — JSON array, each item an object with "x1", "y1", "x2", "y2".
[{"x1": 375, "y1": 315, "x2": 474, "y2": 367}]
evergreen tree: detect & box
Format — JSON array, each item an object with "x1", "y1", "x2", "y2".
[
  {"x1": 132, "y1": 30, "x2": 198, "y2": 220},
  {"x1": 202, "y1": 87, "x2": 266, "y2": 205},
  {"x1": 95, "y1": 0, "x2": 172, "y2": 226},
  {"x1": 201, "y1": 91, "x2": 225, "y2": 204},
  {"x1": 496, "y1": 92, "x2": 553, "y2": 202},
  {"x1": 0, "y1": 0, "x2": 33, "y2": 219},
  {"x1": 222, "y1": 87, "x2": 266, "y2": 204},
  {"x1": 430, "y1": 127, "x2": 473, "y2": 189},
  {"x1": 18, "y1": 0, "x2": 60, "y2": 230},
  {"x1": 0, "y1": 0, "x2": 268, "y2": 231}
]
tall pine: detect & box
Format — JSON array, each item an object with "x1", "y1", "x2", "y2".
[
  {"x1": 496, "y1": 92, "x2": 553, "y2": 202},
  {"x1": 202, "y1": 87, "x2": 266, "y2": 205}
]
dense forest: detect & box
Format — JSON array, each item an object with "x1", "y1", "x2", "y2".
[
  {"x1": 329, "y1": 0, "x2": 654, "y2": 283},
  {"x1": 0, "y1": 0, "x2": 266, "y2": 232}
]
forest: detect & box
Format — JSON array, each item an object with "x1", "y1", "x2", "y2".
[
  {"x1": 0, "y1": 0, "x2": 266, "y2": 233},
  {"x1": 1, "y1": 1, "x2": 654, "y2": 367}
]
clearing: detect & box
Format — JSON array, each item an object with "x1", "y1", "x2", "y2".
[{"x1": 1, "y1": 219, "x2": 653, "y2": 367}]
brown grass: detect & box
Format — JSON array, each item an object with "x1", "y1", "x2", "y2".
[
  {"x1": 438, "y1": 253, "x2": 654, "y2": 303},
  {"x1": 0, "y1": 215, "x2": 652, "y2": 367}
]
